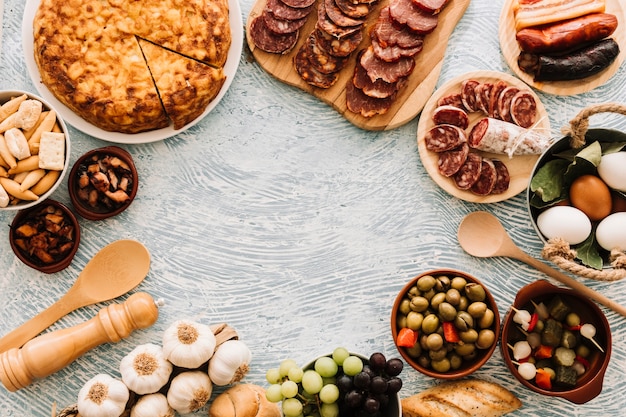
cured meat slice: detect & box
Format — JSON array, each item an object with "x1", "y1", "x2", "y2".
[
  {"x1": 470, "y1": 157, "x2": 497, "y2": 195},
  {"x1": 491, "y1": 159, "x2": 510, "y2": 194},
  {"x1": 249, "y1": 15, "x2": 298, "y2": 54},
  {"x1": 306, "y1": 32, "x2": 349, "y2": 74},
  {"x1": 317, "y1": 2, "x2": 361, "y2": 38},
  {"x1": 432, "y1": 105, "x2": 469, "y2": 129},
  {"x1": 413, "y1": 0, "x2": 450, "y2": 14},
  {"x1": 488, "y1": 80, "x2": 508, "y2": 118},
  {"x1": 353, "y1": 55, "x2": 402, "y2": 98},
  {"x1": 468, "y1": 117, "x2": 549, "y2": 155},
  {"x1": 424, "y1": 124, "x2": 467, "y2": 152},
  {"x1": 294, "y1": 44, "x2": 339, "y2": 88},
  {"x1": 281, "y1": 0, "x2": 315, "y2": 8},
  {"x1": 324, "y1": 0, "x2": 366, "y2": 27},
  {"x1": 262, "y1": 10, "x2": 308, "y2": 34},
  {"x1": 346, "y1": 80, "x2": 395, "y2": 117},
  {"x1": 371, "y1": 32, "x2": 423, "y2": 62},
  {"x1": 497, "y1": 86, "x2": 519, "y2": 122},
  {"x1": 373, "y1": 7, "x2": 425, "y2": 50},
  {"x1": 335, "y1": 0, "x2": 371, "y2": 18},
  {"x1": 266, "y1": 0, "x2": 314, "y2": 20},
  {"x1": 454, "y1": 152, "x2": 483, "y2": 190},
  {"x1": 437, "y1": 93, "x2": 466, "y2": 110},
  {"x1": 389, "y1": 0, "x2": 439, "y2": 34},
  {"x1": 474, "y1": 82, "x2": 492, "y2": 114},
  {"x1": 438, "y1": 142, "x2": 469, "y2": 177},
  {"x1": 314, "y1": 27, "x2": 363, "y2": 57},
  {"x1": 510, "y1": 90, "x2": 538, "y2": 128},
  {"x1": 360, "y1": 46, "x2": 415, "y2": 83},
  {"x1": 461, "y1": 79, "x2": 480, "y2": 112}
]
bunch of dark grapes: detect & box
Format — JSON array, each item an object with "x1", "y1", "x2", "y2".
[{"x1": 335, "y1": 352, "x2": 403, "y2": 417}]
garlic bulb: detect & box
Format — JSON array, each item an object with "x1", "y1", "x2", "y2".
[
  {"x1": 120, "y1": 343, "x2": 173, "y2": 395},
  {"x1": 166, "y1": 371, "x2": 213, "y2": 414},
  {"x1": 77, "y1": 374, "x2": 129, "y2": 417},
  {"x1": 162, "y1": 319, "x2": 217, "y2": 368},
  {"x1": 208, "y1": 339, "x2": 252, "y2": 386},
  {"x1": 130, "y1": 393, "x2": 175, "y2": 417}
]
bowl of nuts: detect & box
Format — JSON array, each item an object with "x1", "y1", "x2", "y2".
[
  {"x1": 0, "y1": 90, "x2": 70, "y2": 210},
  {"x1": 10, "y1": 199, "x2": 80, "y2": 273},
  {"x1": 391, "y1": 269, "x2": 500, "y2": 379},
  {"x1": 68, "y1": 146, "x2": 138, "y2": 220}
]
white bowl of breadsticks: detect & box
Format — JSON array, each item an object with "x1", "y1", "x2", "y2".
[{"x1": 0, "y1": 90, "x2": 70, "y2": 210}]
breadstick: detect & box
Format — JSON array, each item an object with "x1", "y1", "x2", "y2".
[
  {"x1": 0, "y1": 94, "x2": 27, "y2": 123},
  {"x1": 8, "y1": 155, "x2": 39, "y2": 175},
  {"x1": 0, "y1": 134, "x2": 17, "y2": 169},
  {"x1": 0, "y1": 177, "x2": 38, "y2": 201},
  {"x1": 28, "y1": 110, "x2": 56, "y2": 154},
  {"x1": 0, "y1": 166, "x2": 8, "y2": 177},
  {"x1": 22, "y1": 111, "x2": 49, "y2": 140},
  {"x1": 0, "y1": 183, "x2": 9, "y2": 207},
  {"x1": 30, "y1": 170, "x2": 60, "y2": 195},
  {"x1": 12, "y1": 171, "x2": 29, "y2": 184},
  {"x1": 20, "y1": 169, "x2": 46, "y2": 191}
]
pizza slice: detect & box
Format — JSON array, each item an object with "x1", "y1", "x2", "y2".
[{"x1": 138, "y1": 38, "x2": 227, "y2": 130}]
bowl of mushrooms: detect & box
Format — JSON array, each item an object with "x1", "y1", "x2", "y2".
[{"x1": 68, "y1": 146, "x2": 138, "y2": 220}]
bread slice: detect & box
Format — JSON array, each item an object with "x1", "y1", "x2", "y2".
[
  {"x1": 402, "y1": 379, "x2": 522, "y2": 417},
  {"x1": 208, "y1": 384, "x2": 280, "y2": 417}
]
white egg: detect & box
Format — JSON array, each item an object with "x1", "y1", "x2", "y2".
[
  {"x1": 536, "y1": 206, "x2": 591, "y2": 245},
  {"x1": 596, "y1": 212, "x2": 626, "y2": 251},
  {"x1": 597, "y1": 152, "x2": 626, "y2": 191}
]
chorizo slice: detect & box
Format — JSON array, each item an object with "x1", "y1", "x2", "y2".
[
  {"x1": 305, "y1": 32, "x2": 349, "y2": 74},
  {"x1": 346, "y1": 80, "x2": 395, "y2": 117},
  {"x1": 294, "y1": 44, "x2": 339, "y2": 88},
  {"x1": 262, "y1": 10, "x2": 308, "y2": 34},
  {"x1": 266, "y1": 0, "x2": 314, "y2": 20},
  {"x1": 461, "y1": 79, "x2": 480, "y2": 112},
  {"x1": 510, "y1": 90, "x2": 537, "y2": 128},
  {"x1": 488, "y1": 80, "x2": 508, "y2": 119},
  {"x1": 497, "y1": 86, "x2": 519, "y2": 123},
  {"x1": 335, "y1": 0, "x2": 371, "y2": 18},
  {"x1": 324, "y1": 0, "x2": 366, "y2": 27},
  {"x1": 432, "y1": 105, "x2": 469, "y2": 129},
  {"x1": 438, "y1": 142, "x2": 469, "y2": 177},
  {"x1": 425, "y1": 124, "x2": 467, "y2": 153},
  {"x1": 454, "y1": 152, "x2": 483, "y2": 190},
  {"x1": 371, "y1": 32, "x2": 423, "y2": 62},
  {"x1": 437, "y1": 93, "x2": 467, "y2": 111},
  {"x1": 474, "y1": 82, "x2": 492, "y2": 114},
  {"x1": 314, "y1": 26, "x2": 363, "y2": 57},
  {"x1": 491, "y1": 159, "x2": 510, "y2": 194},
  {"x1": 470, "y1": 157, "x2": 497, "y2": 196},
  {"x1": 360, "y1": 46, "x2": 415, "y2": 84},
  {"x1": 249, "y1": 16, "x2": 299, "y2": 54},
  {"x1": 317, "y1": 1, "x2": 361, "y2": 38},
  {"x1": 281, "y1": 0, "x2": 315, "y2": 8},
  {"x1": 389, "y1": 0, "x2": 439, "y2": 34}
]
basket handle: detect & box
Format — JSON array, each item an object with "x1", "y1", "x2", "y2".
[{"x1": 561, "y1": 102, "x2": 626, "y2": 148}]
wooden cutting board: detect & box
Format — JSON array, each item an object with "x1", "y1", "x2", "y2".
[{"x1": 246, "y1": 0, "x2": 471, "y2": 130}]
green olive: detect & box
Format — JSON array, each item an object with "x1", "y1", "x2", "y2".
[
  {"x1": 454, "y1": 311, "x2": 474, "y2": 332},
  {"x1": 435, "y1": 275, "x2": 451, "y2": 292},
  {"x1": 430, "y1": 292, "x2": 446, "y2": 310},
  {"x1": 478, "y1": 309, "x2": 495, "y2": 328},
  {"x1": 410, "y1": 296, "x2": 430, "y2": 313},
  {"x1": 429, "y1": 348, "x2": 448, "y2": 362},
  {"x1": 422, "y1": 288, "x2": 436, "y2": 301},
  {"x1": 454, "y1": 342, "x2": 475, "y2": 357},
  {"x1": 445, "y1": 288, "x2": 461, "y2": 306},
  {"x1": 399, "y1": 298, "x2": 411, "y2": 315},
  {"x1": 396, "y1": 315, "x2": 407, "y2": 329},
  {"x1": 422, "y1": 314, "x2": 440, "y2": 334},
  {"x1": 534, "y1": 319, "x2": 544, "y2": 333},
  {"x1": 438, "y1": 302, "x2": 457, "y2": 322},
  {"x1": 465, "y1": 283, "x2": 486, "y2": 302},
  {"x1": 406, "y1": 311, "x2": 424, "y2": 330},
  {"x1": 451, "y1": 276, "x2": 467, "y2": 291},
  {"x1": 457, "y1": 296, "x2": 469, "y2": 312},
  {"x1": 426, "y1": 333, "x2": 444, "y2": 351},
  {"x1": 419, "y1": 334, "x2": 429, "y2": 350},
  {"x1": 431, "y1": 358, "x2": 451, "y2": 373},
  {"x1": 467, "y1": 301, "x2": 487, "y2": 318},
  {"x1": 566, "y1": 312, "x2": 581, "y2": 328},
  {"x1": 417, "y1": 355, "x2": 431, "y2": 369},
  {"x1": 459, "y1": 328, "x2": 478, "y2": 343},
  {"x1": 576, "y1": 344, "x2": 591, "y2": 358},
  {"x1": 417, "y1": 275, "x2": 437, "y2": 292},
  {"x1": 476, "y1": 329, "x2": 496, "y2": 349},
  {"x1": 407, "y1": 286, "x2": 420, "y2": 298},
  {"x1": 406, "y1": 343, "x2": 422, "y2": 358},
  {"x1": 449, "y1": 353, "x2": 463, "y2": 370}
]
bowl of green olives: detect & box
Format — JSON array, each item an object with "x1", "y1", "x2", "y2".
[
  {"x1": 391, "y1": 269, "x2": 500, "y2": 379},
  {"x1": 501, "y1": 280, "x2": 611, "y2": 404}
]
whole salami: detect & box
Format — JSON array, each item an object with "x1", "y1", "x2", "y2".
[{"x1": 468, "y1": 117, "x2": 550, "y2": 156}]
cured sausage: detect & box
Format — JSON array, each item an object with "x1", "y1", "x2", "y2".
[
  {"x1": 497, "y1": 86, "x2": 519, "y2": 123},
  {"x1": 262, "y1": 10, "x2": 308, "y2": 34},
  {"x1": 518, "y1": 38, "x2": 620, "y2": 82},
  {"x1": 371, "y1": 32, "x2": 423, "y2": 62},
  {"x1": 281, "y1": 0, "x2": 315, "y2": 8},
  {"x1": 314, "y1": 27, "x2": 362, "y2": 57},
  {"x1": 306, "y1": 32, "x2": 349, "y2": 74},
  {"x1": 353, "y1": 54, "x2": 403, "y2": 98},
  {"x1": 266, "y1": 0, "x2": 314, "y2": 21},
  {"x1": 437, "y1": 93, "x2": 466, "y2": 110},
  {"x1": 317, "y1": 1, "x2": 361, "y2": 38},
  {"x1": 432, "y1": 105, "x2": 469, "y2": 129},
  {"x1": 249, "y1": 16, "x2": 299, "y2": 54},
  {"x1": 474, "y1": 82, "x2": 492, "y2": 114},
  {"x1": 294, "y1": 45, "x2": 339, "y2": 88},
  {"x1": 488, "y1": 80, "x2": 507, "y2": 118},
  {"x1": 373, "y1": 7, "x2": 425, "y2": 50},
  {"x1": 438, "y1": 142, "x2": 469, "y2": 177},
  {"x1": 414, "y1": 0, "x2": 450, "y2": 14},
  {"x1": 453, "y1": 152, "x2": 482, "y2": 190},
  {"x1": 515, "y1": 13, "x2": 618, "y2": 54},
  {"x1": 470, "y1": 157, "x2": 497, "y2": 195},
  {"x1": 461, "y1": 79, "x2": 480, "y2": 112},
  {"x1": 346, "y1": 80, "x2": 395, "y2": 117},
  {"x1": 468, "y1": 117, "x2": 549, "y2": 156},
  {"x1": 510, "y1": 90, "x2": 537, "y2": 128},
  {"x1": 389, "y1": 0, "x2": 439, "y2": 34},
  {"x1": 324, "y1": 0, "x2": 365, "y2": 27},
  {"x1": 360, "y1": 46, "x2": 415, "y2": 84},
  {"x1": 491, "y1": 159, "x2": 510, "y2": 194},
  {"x1": 335, "y1": 0, "x2": 370, "y2": 18},
  {"x1": 425, "y1": 124, "x2": 467, "y2": 152}
]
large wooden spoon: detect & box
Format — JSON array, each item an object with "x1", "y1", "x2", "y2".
[
  {"x1": 0, "y1": 239, "x2": 151, "y2": 353},
  {"x1": 458, "y1": 211, "x2": 626, "y2": 317}
]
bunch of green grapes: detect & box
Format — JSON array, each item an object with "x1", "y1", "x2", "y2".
[{"x1": 265, "y1": 347, "x2": 403, "y2": 417}]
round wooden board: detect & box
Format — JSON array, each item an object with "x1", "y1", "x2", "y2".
[
  {"x1": 417, "y1": 70, "x2": 551, "y2": 203},
  {"x1": 498, "y1": 0, "x2": 626, "y2": 95},
  {"x1": 246, "y1": 0, "x2": 470, "y2": 131}
]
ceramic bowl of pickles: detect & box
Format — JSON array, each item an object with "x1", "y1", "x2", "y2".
[
  {"x1": 501, "y1": 280, "x2": 611, "y2": 404},
  {"x1": 391, "y1": 269, "x2": 500, "y2": 379}
]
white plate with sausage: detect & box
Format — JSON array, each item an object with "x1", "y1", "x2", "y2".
[
  {"x1": 498, "y1": 0, "x2": 626, "y2": 95},
  {"x1": 417, "y1": 70, "x2": 551, "y2": 203}
]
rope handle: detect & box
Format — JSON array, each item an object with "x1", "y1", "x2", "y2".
[{"x1": 560, "y1": 102, "x2": 626, "y2": 148}]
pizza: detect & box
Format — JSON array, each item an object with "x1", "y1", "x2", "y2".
[{"x1": 32, "y1": 0, "x2": 231, "y2": 134}]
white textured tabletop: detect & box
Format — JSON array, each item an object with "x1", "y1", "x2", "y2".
[{"x1": 1, "y1": 0, "x2": 626, "y2": 416}]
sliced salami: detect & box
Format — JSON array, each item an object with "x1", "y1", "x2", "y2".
[
  {"x1": 475, "y1": 82, "x2": 492, "y2": 114},
  {"x1": 281, "y1": 0, "x2": 316, "y2": 8},
  {"x1": 317, "y1": 1, "x2": 361, "y2": 38},
  {"x1": 371, "y1": 32, "x2": 423, "y2": 62},
  {"x1": 497, "y1": 86, "x2": 519, "y2": 123},
  {"x1": 461, "y1": 79, "x2": 480, "y2": 112},
  {"x1": 249, "y1": 15, "x2": 299, "y2": 54},
  {"x1": 413, "y1": 0, "x2": 450, "y2": 14},
  {"x1": 373, "y1": 7, "x2": 425, "y2": 50},
  {"x1": 491, "y1": 159, "x2": 510, "y2": 194},
  {"x1": 346, "y1": 80, "x2": 395, "y2": 117},
  {"x1": 389, "y1": 0, "x2": 439, "y2": 34},
  {"x1": 488, "y1": 80, "x2": 507, "y2": 119},
  {"x1": 470, "y1": 157, "x2": 497, "y2": 195},
  {"x1": 306, "y1": 32, "x2": 349, "y2": 74},
  {"x1": 266, "y1": 0, "x2": 314, "y2": 20},
  {"x1": 424, "y1": 124, "x2": 467, "y2": 153},
  {"x1": 432, "y1": 105, "x2": 469, "y2": 129},
  {"x1": 438, "y1": 142, "x2": 469, "y2": 177},
  {"x1": 324, "y1": 0, "x2": 366, "y2": 27},
  {"x1": 335, "y1": 0, "x2": 371, "y2": 18},
  {"x1": 294, "y1": 44, "x2": 339, "y2": 88},
  {"x1": 262, "y1": 10, "x2": 308, "y2": 34},
  {"x1": 353, "y1": 55, "x2": 401, "y2": 98},
  {"x1": 437, "y1": 93, "x2": 466, "y2": 110},
  {"x1": 510, "y1": 90, "x2": 538, "y2": 128},
  {"x1": 454, "y1": 152, "x2": 483, "y2": 190},
  {"x1": 360, "y1": 46, "x2": 415, "y2": 84},
  {"x1": 468, "y1": 117, "x2": 549, "y2": 155},
  {"x1": 314, "y1": 26, "x2": 363, "y2": 57}
]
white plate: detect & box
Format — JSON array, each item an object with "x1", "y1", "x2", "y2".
[{"x1": 22, "y1": 0, "x2": 243, "y2": 144}]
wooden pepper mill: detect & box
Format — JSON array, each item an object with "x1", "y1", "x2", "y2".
[{"x1": 0, "y1": 292, "x2": 161, "y2": 392}]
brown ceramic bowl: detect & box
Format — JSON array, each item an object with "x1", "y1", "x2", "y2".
[
  {"x1": 68, "y1": 146, "x2": 138, "y2": 220},
  {"x1": 501, "y1": 280, "x2": 611, "y2": 404},
  {"x1": 391, "y1": 269, "x2": 500, "y2": 379},
  {"x1": 9, "y1": 199, "x2": 80, "y2": 273}
]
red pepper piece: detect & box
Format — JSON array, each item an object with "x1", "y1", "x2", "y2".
[
  {"x1": 535, "y1": 344, "x2": 554, "y2": 359},
  {"x1": 527, "y1": 313, "x2": 539, "y2": 332},
  {"x1": 535, "y1": 368, "x2": 552, "y2": 390},
  {"x1": 442, "y1": 321, "x2": 460, "y2": 343},
  {"x1": 396, "y1": 328, "x2": 418, "y2": 347},
  {"x1": 576, "y1": 355, "x2": 590, "y2": 369}
]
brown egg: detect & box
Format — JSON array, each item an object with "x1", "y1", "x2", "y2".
[{"x1": 569, "y1": 175, "x2": 612, "y2": 221}]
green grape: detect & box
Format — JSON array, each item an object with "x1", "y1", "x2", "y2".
[
  {"x1": 332, "y1": 347, "x2": 350, "y2": 366},
  {"x1": 301, "y1": 369, "x2": 323, "y2": 394},
  {"x1": 288, "y1": 366, "x2": 304, "y2": 383},
  {"x1": 279, "y1": 359, "x2": 299, "y2": 378},
  {"x1": 319, "y1": 384, "x2": 339, "y2": 404},
  {"x1": 321, "y1": 376, "x2": 335, "y2": 386},
  {"x1": 341, "y1": 355, "x2": 364, "y2": 376},
  {"x1": 315, "y1": 356, "x2": 338, "y2": 378},
  {"x1": 282, "y1": 398, "x2": 304, "y2": 417},
  {"x1": 281, "y1": 380, "x2": 299, "y2": 398},
  {"x1": 265, "y1": 384, "x2": 284, "y2": 403},
  {"x1": 320, "y1": 402, "x2": 339, "y2": 417},
  {"x1": 266, "y1": 368, "x2": 282, "y2": 384}
]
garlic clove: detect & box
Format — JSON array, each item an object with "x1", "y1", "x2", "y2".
[
  {"x1": 166, "y1": 370, "x2": 213, "y2": 414},
  {"x1": 77, "y1": 374, "x2": 129, "y2": 417},
  {"x1": 208, "y1": 339, "x2": 252, "y2": 386},
  {"x1": 120, "y1": 343, "x2": 173, "y2": 395},
  {"x1": 130, "y1": 393, "x2": 175, "y2": 417},
  {"x1": 162, "y1": 320, "x2": 217, "y2": 369}
]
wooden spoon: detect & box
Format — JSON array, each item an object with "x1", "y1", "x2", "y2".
[
  {"x1": 0, "y1": 239, "x2": 151, "y2": 353},
  {"x1": 457, "y1": 211, "x2": 626, "y2": 317}
]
